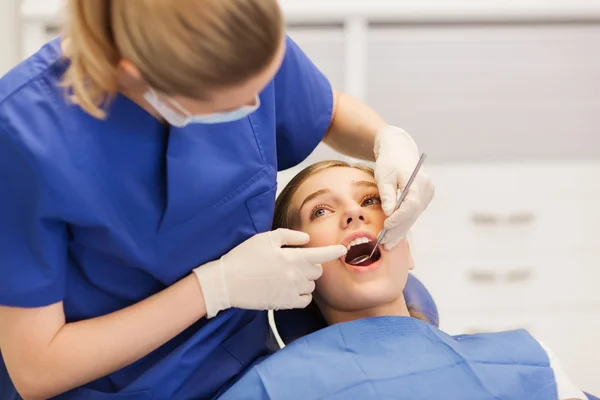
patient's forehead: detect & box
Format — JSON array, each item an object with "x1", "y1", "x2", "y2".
[{"x1": 291, "y1": 167, "x2": 377, "y2": 209}]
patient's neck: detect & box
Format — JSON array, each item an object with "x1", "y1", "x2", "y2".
[{"x1": 319, "y1": 295, "x2": 410, "y2": 326}]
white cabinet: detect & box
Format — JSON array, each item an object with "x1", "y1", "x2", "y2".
[
  {"x1": 409, "y1": 163, "x2": 597, "y2": 254},
  {"x1": 366, "y1": 24, "x2": 600, "y2": 162},
  {"x1": 20, "y1": 0, "x2": 64, "y2": 59},
  {"x1": 410, "y1": 162, "x2": 600, "y2": 394},
  {"x1": 0, "y1": 0, "x2": 20, "y2": 75},
  {"x1": 411, "y1": 163, "x2": 600, "y2": 310},
  {"x1": 287, "y1": 27, "x2": 346, "y2": 93},
  {"x1": 278, "y1": 27, "x2": 348, "y2": 191}
]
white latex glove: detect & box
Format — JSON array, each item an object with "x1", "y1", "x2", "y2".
[
  {"x1": 193, "y1": 229, "x2": 347, "y2": 318},
  {"x1": 374, "y1": 126, "x2": 435, "y2": 251}
]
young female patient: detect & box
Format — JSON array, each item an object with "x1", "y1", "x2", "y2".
[{"x1": 219, "y1": 161, "x2": 587, "y2": 400}]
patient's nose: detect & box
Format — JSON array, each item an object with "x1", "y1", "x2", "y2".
[{"x1": 344, "y1": 207, "x2": 366, "y2": 227}]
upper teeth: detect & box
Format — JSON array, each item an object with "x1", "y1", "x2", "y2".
[{"x1": 347, "y1": 237, "x2": 372, "y2": 250}]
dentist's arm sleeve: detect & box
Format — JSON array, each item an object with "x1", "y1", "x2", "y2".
[
  {"x1": 273, "y1": 35, "x2": 334, "y2": 171},
  {"x1": 0, "y1": 122, "x2": 68, "y2": 307}
]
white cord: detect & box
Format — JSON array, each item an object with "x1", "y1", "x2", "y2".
[{"x1": 268, "y1": 309, "x2": 286, "y2": 349}]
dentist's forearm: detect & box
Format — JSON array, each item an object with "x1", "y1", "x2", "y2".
[
  {"x1": 0, "y1": 274, "x2": 207, "y2": 400},
  {"x1": 323, "y1": 89, "x2": 387, "y2": 161}
]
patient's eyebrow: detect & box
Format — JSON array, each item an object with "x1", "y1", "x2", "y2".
[
  {"x1": 353, "y1": 180, "x2": 378, "y2": 189},
  {"x1": 299, "y1": 189, "x2": 330, "y2": 213}
]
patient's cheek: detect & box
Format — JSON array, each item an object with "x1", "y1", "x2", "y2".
[
  {"x1": 305, "y1": 229, "x2": 333, "y2": 248},
  {"x1": 388, "y1": 239, "x2": 413, "y2": 267}
]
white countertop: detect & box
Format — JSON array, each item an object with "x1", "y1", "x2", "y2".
[
  {"x1": 279, "y1": 0, "x2": 600, "y2": 22},
  {"x1": 20, "y1": 0, "x2": 600, "y2": 23}
]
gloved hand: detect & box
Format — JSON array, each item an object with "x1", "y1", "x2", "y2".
[
  {"x1": 193, "y1": 229, "x2": 347, "y2": 318},
  {"x1": 374, "y1": 125, "x2": 435, "y2": 251}
]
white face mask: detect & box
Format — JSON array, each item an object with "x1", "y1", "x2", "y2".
[{"x1": 143, "y1": 89, "x2": 261, "y2": 127}]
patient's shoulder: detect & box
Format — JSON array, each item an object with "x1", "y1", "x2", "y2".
[
  {"x1": 534, "y1": 339, "x2": 588, "y2": 400},
  {"x1": 458, "y1": 331, "x2": 587, "y2": 400}
]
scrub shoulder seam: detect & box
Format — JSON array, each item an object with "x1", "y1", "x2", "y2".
[{"x1": 0, "y1": 60, "x2": 62, "y2": 110}]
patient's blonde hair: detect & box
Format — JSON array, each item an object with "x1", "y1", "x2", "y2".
[
  {"x1": 61, "y1": 0, "x2": 284, "y2": 119},
  {"x1": 273, "y1": 160, "x2": 427, "y2": 323}
]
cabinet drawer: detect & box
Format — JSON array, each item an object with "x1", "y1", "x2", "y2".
[
  {"x1": 411, "y1": 253, "x2": 537, "y2": 313},
  {"x1": 411, "y1": 250, "x2": 596, "y2": 312},
  {"x1": 411, "y1": 163, "x2": 596, "y2": 254}
]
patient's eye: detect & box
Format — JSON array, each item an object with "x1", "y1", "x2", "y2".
[
  {"x1": 310, "y1": 206, "x2": 332, "y2": 220},
  {"x1": 362, "y1": 194, "x2": 381, "y2": 207}
]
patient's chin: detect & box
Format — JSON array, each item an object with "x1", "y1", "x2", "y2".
[
  {"x1": 340, "y1": 282, "x2": 403, "y2": 311},
  {"x1": 317, "y1": 257, "x2": 407, "y2": 311}
]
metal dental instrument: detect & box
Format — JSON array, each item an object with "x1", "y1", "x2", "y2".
[{"x1": 348, "y1": 153, "x2": 427, "y2": 265}]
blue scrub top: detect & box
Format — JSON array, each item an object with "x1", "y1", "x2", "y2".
[{"x1": 0, "y1": 35, "x2": 333, "y2": 399}]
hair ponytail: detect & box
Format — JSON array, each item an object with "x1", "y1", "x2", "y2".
[
  {"x1": 61, "y1": 0, "x2": 119, "y2": 119},
  {"x1": 60, "y1": 0, "x2": 283, "y2": 120}
]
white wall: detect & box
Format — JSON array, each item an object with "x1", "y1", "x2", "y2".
[{"x1": 0, "y1": 0, "x2": 20, "y2": 76}]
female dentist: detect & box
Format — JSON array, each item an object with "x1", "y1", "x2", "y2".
[{"x1": 0, "y1": 0, "x2": 434, "y2": 399}]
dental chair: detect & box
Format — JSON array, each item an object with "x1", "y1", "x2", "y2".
[{"x1": 273, "y1": 274, "x2": 599, "y2": 400}]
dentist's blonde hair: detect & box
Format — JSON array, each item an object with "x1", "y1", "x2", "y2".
[{"x1": 61, "y1": 0, "x2": 284, "y2": 119}]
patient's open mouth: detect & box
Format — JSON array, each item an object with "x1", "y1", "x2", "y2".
[{"x1": 344, "y1": 242, "x2": 381, "y2": 267}]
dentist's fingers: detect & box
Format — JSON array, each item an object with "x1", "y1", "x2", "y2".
[
  {"x1": 272, "y1": 228, "x2": 311, "y2": 247},
  {"x1": 374, "y1": 167, "x2": 399, "y2": 217},
  {"x1": 293, "y1": 245, "x2": 348, "y2": 265},
  {"x1": 295, "y1": 294, "x2": 313, "y2": 309},
  {"x1": 297, "y1": 279, "x2": 316, "y2": 296}
]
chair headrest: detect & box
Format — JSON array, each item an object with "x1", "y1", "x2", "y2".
[{"x1": 272, "y1": 274, "x2": 439, "y2": 345}]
